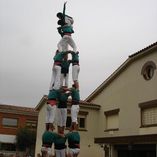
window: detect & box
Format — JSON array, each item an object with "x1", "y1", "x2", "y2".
[
  {"x1": 141, "y1": 61, "x2": 156, "y2": 80},
  {"x1": 66, "y1": 111, "x2": 88, "y2": 130},
  {"x1": 2, "y1": 118, "x2": 18, "y2": 128},
  {"x1": 78, "y1": 117, "x2": 85, "y2": 128},
  {"x1": 142, "y1": 107, "x2": 157, "y2": 126},
  {"x1": 104, "y1": 109, "x2": 119, "y2": 131},
  {"x1": 66, "y1": 116, "x2": 86, "y2": 130},
  {"x1": 139, "y1": 99, "x2": 157, "y2": 127},
  {"x1": 0, "y1": 143, "x2": 16, "y2": 151},
  {"x1": 26, "y1": 120, "x2": 37, "y2": 129}
]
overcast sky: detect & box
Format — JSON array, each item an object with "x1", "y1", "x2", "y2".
[{"x1": 0, "y1": 0, "x2": 157, "y2": 107}]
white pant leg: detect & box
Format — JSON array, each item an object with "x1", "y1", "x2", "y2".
[
  {"x1": 60, "y1": 74, "x2": 64, "y2": 87},
  {"x1": 68, "y1": 148, "x2": 80, "y2": 156},
  {"x1": 58, "y1": 35, "x2": 77, "y2": 52},
  {"x1": 57, "y1": 108, "x2": 67, "y2": 127},
  {"x1": 57, "y1": 36, "x2": 69, "y2": 52},
  {"x1": 61, "y1": 149, "x2": 66, "y2": 157},
  {"x1": 46, "y1": 104, "x2": 51, "y2": 123},
  {"x1": 53, "y1": 65, "x2": 61, "y2": 90},
  {"x1": 46, "y1": 104, "x2": 57, "y2": 123},
  {"x1": 41, "y1": 147, "x2": 53, "y2": 157},
  {"x1": 62, "y1": 108, "x2": 67, "y2": 127},
  {"x1": 55, "y1": 149, "x2": 66, "y2": 157},
  {"x1": 49, "y1": 66, "x2": 56, "y2": 90},
  {"x1": 60, "y1": 73, "x2": 69, "y2": 87},
  {"x1": 71, "y1": 105, "x2": 79, "y2": 123},
  {"x1": 64, "y1": 73, "x2": 69, "y2": 87},
  {"x1": 65, "y1": 35, "x2": 77, "y2": 53},
  {"x1": 65, "y1": 16, "x2": 74, "y2": 25},
  {"x1": 57, "y1": 108, "x2": 62, "y2": 127},
  {"x1": 57, "y1": 39, "x2": 63, "y2": 52},
  {"x1": 72, "y1": 65, "x2": 80, "y2": 81},
  {"x1": 55, "y1": 149, "x2": 61, "y2": 157}
]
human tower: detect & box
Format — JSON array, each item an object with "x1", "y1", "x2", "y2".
[{"x1": 41, "y1": 2, "x2": 80, "y2": 157}]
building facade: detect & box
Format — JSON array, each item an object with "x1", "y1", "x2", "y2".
[
  {"x1": 0, "y1": 104, "x2": 38, "y2": 156},
  {"x1": 85, "y1": 42, "x2": 157, "y2": 157}
]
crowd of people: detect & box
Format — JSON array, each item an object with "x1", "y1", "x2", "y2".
[{"x1": 40, "y1": 2, "x2": 80, "y2": 157}]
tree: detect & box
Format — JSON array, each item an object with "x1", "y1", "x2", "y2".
[{"x1": 16, "y1": 127, "x2": 36, "y2": 156}]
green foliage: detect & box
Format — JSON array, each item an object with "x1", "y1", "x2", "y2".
[{"x1": 16, "y1": 127, "x2": 36, "y2": 151}]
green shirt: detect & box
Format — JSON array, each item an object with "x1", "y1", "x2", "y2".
[
  {"x1": 53, "y1": 52, "x2": 66, "y2": 62},
  {"x1": 48, "y1": 89, "x2": 58, "y2": 100},
  {"x1": 71, "y1": 52, "x2": 79, "y2": 63},
  {"x1": 71, "y1": 88, "x2": 80, "y2": 104},
  {"x1": 62, "y1": 25, "x2": 74, "y2": 33},
  {"x1": 42, "y1": 131, "x2": 57, "y2": 146},
  {"x1": 66, "y1": 131, "x2": 80, "y2": 148},
  {"x1": 54, "y1": 134, "x2": 66, "y2": 150}
]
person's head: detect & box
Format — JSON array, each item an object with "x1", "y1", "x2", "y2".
[
  {"x1": 57, "y1": 19, "x2": 65, "y2": 26},
  {"x1": 71, "y1": 122, "x2": 78, "y2": 131},
  {"x1": 56, "y1": 49, "x2": 59, "y2": 54},
  {"x1": 57, "y1": 12, "x2": 63, "y2": 19},
  {"x1": 57, "y1": 126, "x2": 64, "y2": 134},
  {"x1": 64, "y1": 54, "x2": 68, "y2": 61},
  {"x1": 49, "y1": 123, "x2": 55, "y2": 131},
  {"x1": 60, "y1": 86, "x2": 65, "y2": 93},
  {"x1": 72, "y1": 83, "x2": 76, "y2": 88}
]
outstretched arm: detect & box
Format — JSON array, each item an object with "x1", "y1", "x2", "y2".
[{"x1": 63, "y1": 1, "x2": 67, "y2": 22}]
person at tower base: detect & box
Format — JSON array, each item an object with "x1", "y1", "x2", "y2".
[
  {"x1": 41, "y1": 123, "x2": 57, "y2": 157},
  {"x1": 66, "y1": 123, "x2": 80, "y2": 157},
  {"x1": 54, "y1": 129, "x2": 67, "y2": 157}
]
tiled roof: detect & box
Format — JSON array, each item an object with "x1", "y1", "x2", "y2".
[
  {"x1": 0, "y1": 104, "x2": 38, "y2": 116},
  {"x1": 129, "y1": 41, "x2": 157, "y2": 58}
]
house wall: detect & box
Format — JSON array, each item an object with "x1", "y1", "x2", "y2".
[{"x1": 90, "y1": 50, "x2": 157, "y2": 137}]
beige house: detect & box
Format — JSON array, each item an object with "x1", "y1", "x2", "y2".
[
  {"x1": 35, "y1": 96, "x2": 102, "y2": 157},
  {"x1": 35, "y1": 41, "x2": 157, "y2": 157},
  {"x1": 85, "y1": 42, "x2": 157, "y2": 157}
]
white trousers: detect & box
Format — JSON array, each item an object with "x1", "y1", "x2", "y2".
[
  {"x1": 72, "y1": 65, "x2": 80, "y2": 81},
  {"x1": 71, "y1": 105, "x2": 79, "y2": 123},
  {"x1": 60, "y1": 73, "x2": 69, "y2": 87},
  {"x1": 55, "y1": 149, "x2": 66, "y2": 157},
  {"x1": 57, "y1": 35, "x2": 77, "y2": 53},
  {"x1": 41, "y1": 147, "x2": 53, "y2": 157},
  {"x1": 65, "y1": 16, "x2": 74, "y2": 25},
  {"x1": 57, "y1": 108, "x2": 67, "y2": 127},
  {"x1": 49, "y1": 65, "x2": 61, "y2": 90},
  {"x1": 46, "y1": 104, "x2": 57, "y2": 124},
  {"x1": 68, "y1": 148, "x2": 80, "y2": 157}
]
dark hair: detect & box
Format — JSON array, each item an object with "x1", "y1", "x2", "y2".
[
  {"x1": 57, "y1": 19, "x2": 65, "y2": 26},
  {"x1": 57, "y1": 12, "x2": 63, "y2": 19},
  {"x1": 72, "y1": 84, "x2": 76, "y2": 88}
]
